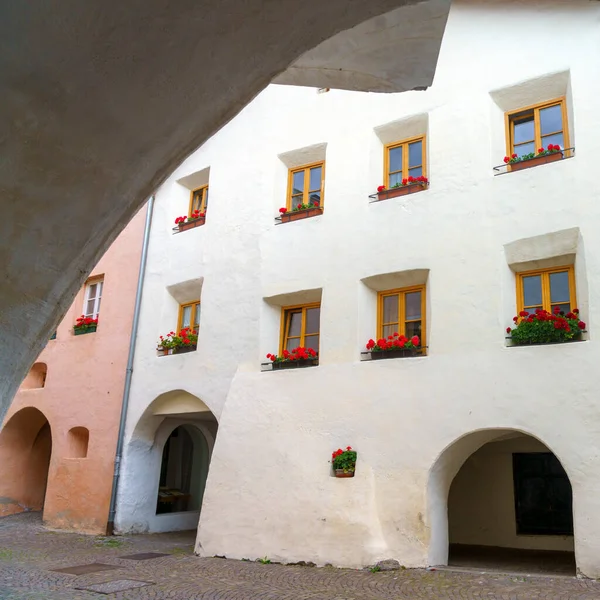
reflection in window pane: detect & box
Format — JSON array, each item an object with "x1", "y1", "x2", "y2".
[
  {"x1": 88, "y1": 283, "x2": 97, "y2": 299},
  {"x1": 523, "y1": 275, "x2": 542, "y2": 306},
  {"x1": 541, "y1": 132, "x2": 564, "y2": 150},
  {"x1": 309, "y1": 167, "x2": 322, "y2": 192},
  {"x1": 181, "y1": 305, "x2": 192, "y2": 328},
  {"x1": 86, "y1": 299, "x2": 95, "y2": 316},
  {"x1": 305, "y1": 307, "x2": 320, "y2": 334},
  {"x1": 514, "y1": 142, "x2": 535, "y2": 157},
  {"x1": 551, "y1": 303, "x2": 571, "y2": 315},
  {"x1": 408, "y1": 167, "x2": 423, "y2": 179},
  {"x1": 408, "y1": 141, "x2": 422, "y2": 167},
  {"x1": 389, "y1": 146, "x2": 402, "y2": 173},
  {"x1": 550, "y1": 271, "x2": 570, "y2": 303},
  {"x1": 288, "y1": 312, "x2": 302, "y2": 337},
  {"x1": 514, "y1": 117, "x2": 534, "y2": 143},
  {"x1": 383, "y1": 295, "x2": 398, "y2": 324},
  {"x1": 383, "y1": 325, "x2": 397, "y2": 338},
  {"x1": 308, "y1": 192, "x2": 321, "y2": 206},
  {"x1": 292, "y1": 171, "x2": 304, "y2": 194},
  {"x1": 540, "y1": 104, "x2": 563, "y2": 135},
  {"x1": 389, "y1": 172, "x2": 403, "y2": 187},
  {"x1": 405, "y1": 292, "x2": 421, "y2": 320},
  {"x1": 405, "y1": 321, "x2": 422, "y2": 340},
  {"x1": 305, "y1": 334, "x2": 319, "y2": 352},
  {"x1": 292, "y1": 195, "x2": 303, "y2": 209},
  {"x1": 286, "y1": 337, "x2": 300, "y2": 352}
]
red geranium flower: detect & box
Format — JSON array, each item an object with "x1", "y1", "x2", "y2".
[
  {"x1": 578, "y1": 321, "x2": 586, "y2": 329},
  {"x1": 279, "y1": 207, "x2": 287, "y2": 214},
  {"x1": 411, "y1": 335, "x2": 420, "y2": 346},
  {"x1": 506, "y1": 327, "x2": 511, "y2": 334},
  {"x1": 503, "y1": 156, "x2": 510, "y2": 164}
]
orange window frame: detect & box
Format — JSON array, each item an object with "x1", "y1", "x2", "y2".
[
  {"x1": 505, "y1": 97, "x2": 570, "y2": 158},
  {"x1": 516, "y1": 265, "x2": 576, "y2": 314},
  {"x1": 189, "y1": 185, "x2": 209, "y2": 217},
  {"x1": 383, "y1": 135, "x2": 427, "y2": 187},
  {"x1": 286, "y1": 161, "x2": 325, "y2": 210},
  {"x1": 279, "y1": 302, "x2": 321, "y2": 354},
  {"x1": 377, "y1": 285, "x2": 426, "y2": 348},
  {"x1": 177, "y1": 301, "x2": 201, "y2": 332}
]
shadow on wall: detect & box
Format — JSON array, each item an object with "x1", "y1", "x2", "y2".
[{"x1": 0, "y1": 407, "x2": 52, "y2": 517}]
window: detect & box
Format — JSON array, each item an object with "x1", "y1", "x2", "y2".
[
  {"x1": 287, "y1": 162, "x2": 324, "y2": 210},
  {"x1": 281, "y1": 303, "x2": 320, "y2": 353},
  {"x1": 513, "y1": 453, "x2": 573, "y2": 536},
  {"x1": 178, "y1": 301, "x2": 201, "y2": 331},
  {"x1": 83, "y1": 279, "x2": 103, "y2": 319},
  {"x1": 384, "y1": 136, "x2": 426, "y2": 187},
  {"x1": 190, "y1": 185, "x2": 209, "y2": 216},
  {"x1": 378, "y1": 286, "x2": 426, "y2": 346},
  {"x1": 517, "y1": 266, "x2": 575, "y2": 315},
  {"x1": 506, "y1": 98, "x2": 569, "y2": 159}
]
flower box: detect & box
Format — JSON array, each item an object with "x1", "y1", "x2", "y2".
[
  {"x1": 510, "y1": 151, "x2": 563, "y2": 173},
  {"x1": 376, "y1": 183, "x2": 427, "y2": 201},
  {"x1": 74, "y1": 325, "x2": 97, "y2": 336},
  {"x1": 271, "y1": 358, "x2": 318, "y2": 370},
  {"x1": 331, "y1": 447, "x2": 356, "y2": 478},
  {"x1": 369, "y1": 348, "x2": 421, "y2": 360},
  {"x1": 506, "y1": 307, "x2": 585, "y2": 346},
  {"x1": 157, "y1": 344, "x2": 197, "y2": 356},
  {"x1": 178, "y1": 216, "x2": 205, "y2": 231},
  {"x1": 280, "y1": 207, "x2": 323, "y2": 223},
  {"x1": 334, "y1": 469, "x2": 354, "y2": 478}
]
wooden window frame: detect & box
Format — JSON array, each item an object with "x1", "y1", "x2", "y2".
[
  {"x1": 377, "y1": 285, "x2": 426, "y2": 348},
  {"x1": 383, "y1": 135, "x2": 427, "y2": 188},
  {"x1": 516, "y1": 265, "x2": 576, "y2": 314},
  {"x1": 189, "y1": 185, "x2": 209, "y2": 217},
  {"x1": 279, "y1": 302, "x2": 321, "y2": 355},
  {"x1": 83, "y1": 278, "x2": 103, "y2": 319},
  {"x1": 505, "y1": 97, "x2": 570, "y2": 158},
  {"x1": 286, "y1": 161, "x2": 325, "y2": 210},
  {"x1": 177, "y1": 300, "x2": 201, "y2": 332}
]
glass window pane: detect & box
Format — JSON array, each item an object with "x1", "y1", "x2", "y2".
[
  {"x1": 95, "y1": 298, "x2": 101, "y2": 315},
  {"x1": 308, "y1": 191, "x2": 321, "y2": 206},
  {"x1": 389, "y1": 146, "x2": 403, "y2": 173},
  {"x1": 383, "y1": 324, "x2": 397, "y2": 338},
  {"x1": 88, "y1": 283, "x2": 97, "y2": 300},
  {"x1": 540, "y1": 104, "x2": 563, "y2": 135},
  {"x1": 291, "y1": 194, "x2": 303, "y2": 209},
  {"x1": 405, "y1": 292, "x2": 422, "y2": 320},
  {"x1": 204, "y1": 188, "x2": 209, "y2": 209},
  {"x1": 181, "y1": 305, "x2": 192, "y2": 328},
  {"x1": 405, "y1": 321, "x2": 422, "y2": 340},
  {"x1": 286, "y1": 337, "x2": 300, "y2": 352},
  {"x1": 292, "y1": 170, "x2": 304, "y2": 194},
  {"x1": 550, "y1": 271, "x2": 570, "y2": 303},
  {"x1": 408, "y1": 166, "x2": 423, "y2": 179},
  {"x1": 86, "y1": 299, "x2": 95, "y2": 317},
  {"x1": 97, "y1": 281, "x2": 103, "y2": 298},
  {"x1": 309, "y1": 166, "x2": 322, "y2": 192},
  {"x1": 514, "y1": 117, "x2": 534, "y2": 143},
  {"x1": 514, "y1": 142, "x2": 535, "y2": 158},
  {"x1": 194, "y1": 303, "x2": 201, "y2": 328},
  {"x1": 551, "y1": 303, "x2": 570, "y2": 315},
  {"x1": 287, "y1": 311, "x2": 302, "y2": 337},
  {"x1": 383, "y1": 295, "x2": 398, "y2": 324},
  {"x1": 304, "y1": 334, "x2": 319, "y2": 352},
  {"x1": 408, "y1": 140, "x2": 423, "y2": 168},
  {"x1": 523, "y1": 275, "x2": 542, "y2": 307},
  {"x1": 541, "y1": 132, "x2": 564, "y2": 151},
  {"x1": 305, "y1": 307, "x2": 320, "y2": 334},
  {"x1": 389, "y1": 172, "x2": 403, "y2": 187}
]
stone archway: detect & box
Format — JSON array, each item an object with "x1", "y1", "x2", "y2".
[
  {"x1": 0, "y1": 407, "x2": 53, "y2": 518},
  {"x1": 428, "y1": 428, "x2": 575, "y2": 575}
]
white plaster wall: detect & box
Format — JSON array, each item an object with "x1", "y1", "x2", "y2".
[
  {"x1": 117, "y1": 0, "x2": 600, "y2": 577},
  {"x1": 449, "y1": 436, "x2": 574, "y2": 552}
]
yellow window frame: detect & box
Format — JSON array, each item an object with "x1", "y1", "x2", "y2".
[
  {"x1": 377, "y1": 285, "x2": 426, "y2": 348},
  {"x1": 177, "y1": 300, "x2": 201, "y2": 332},
  {"x1": 279, "y1": 302, "x2": 321, "y2": 354},
  {"x1": 516, "y1": 265, "x2": 576, "y2": 314},
  {"x1": 189, "y1": 185, "x2": 209, "y2": 216},
  {"x1": 383, "y1": 135, "x2": 427, "y2": 188},
  {"x1": 286, "y1": 161, "x2": 325, "y2": 210},
  {"x1": 505, "y1": 97, "x2": 570, "y2": 158}
]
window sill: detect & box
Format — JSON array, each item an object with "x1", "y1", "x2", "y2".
[
  {"x1": 157, "y1": 345, "x2": 197, "y2": 356},
  {"x1": 361, "y1": 348, "x2": 427, "y2": 361},
  {"x1": 261, "y1": 358, "x2": 319, "y2": 371},
  {"x1": 276, "y1": 207, "x2": 323, "y2": 224},
  {"x1": 368, "y1": 183, "x2": 429, "y2": 203},
  {"x1": 493, "y1": 148, "x2": 574, "y2": 175},
  {"x1": 172, "y1": 217, "x2": 206, "y2": 233}
]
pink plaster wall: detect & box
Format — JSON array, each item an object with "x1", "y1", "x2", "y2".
[{"x1": 0, "y1": 206, "x2": 146, "y2": 533}]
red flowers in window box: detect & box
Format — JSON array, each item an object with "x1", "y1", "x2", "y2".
[
  {"x1": 157, "y1": 327, "x2": 198, "y2": 355},
  {"x1": 375, "y1": 176, "x2": 429, "y2": 201},
  {"x1": 266, "y1": 347, "x2": 318, "y2": 369},
  {"x1": 174, "y1": 210, "x2": 206, "y2": 232},
  {"x1": 502, "y1": 144, "x2": 563, "y2": 172},
  {"x1": 278, "y1": 201, "x2": 323, "y2": 223},
  {"x1": 365, "y1": 333, "x2": 422, "y2": 359},
  {"x1": 73, "y1": 315, "x2": 98, "y2": 335},
  {"x1": 506, "y1": 308, "x2": 585, "y2": 346},
  {"x1": 331, "y1": 446, "x2": 357, "y2": 477}
]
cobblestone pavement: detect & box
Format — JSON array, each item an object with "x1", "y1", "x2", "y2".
[{"x1": 0, "y1": 513, "x2": 599, "y2": 599}]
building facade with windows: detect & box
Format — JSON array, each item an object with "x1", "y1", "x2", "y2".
[
  {"x1": 0, "y1": 207, "x2": 146, "y2": 533},
  {"x1": 115, "y1": 0, "x2": 600, "y2": 578}
]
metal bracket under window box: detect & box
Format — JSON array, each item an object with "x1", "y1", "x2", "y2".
[
  {"x1": 493, "y1": 148, "x2": 574, "y2": 176},
  {"x1": 360, "y1": 347, "x2": 427, "y2": 361}
]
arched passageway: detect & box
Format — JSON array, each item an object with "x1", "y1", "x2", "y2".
[
  {"x1": 428, "y1": 429, "x2": 575, "y2": 576},
  {"x1": 0, "y1": 408, "x2": 53, "y2": 518}
]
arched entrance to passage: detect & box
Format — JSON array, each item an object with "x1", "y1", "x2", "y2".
[
  {"x1": 428, "y1": 429, "x2": 575, "y2": 575},
  {"x1": 0, "y1": 407, "x2": 52, "y2": 518}
]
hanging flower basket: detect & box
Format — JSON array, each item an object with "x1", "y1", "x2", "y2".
[
  {"x1": 331, "y1": 447, "x2": 357, "y2": 478},
  {"x1": 503, "y1": 145, "x2": 563, "y2": 173},
  {"x1": 506, "y1": 307, "x2": 585, "y2": 346},
  {"x1": 278, "y1": 202, "x2": 322, "y2": 223},
  {"x1": 266, "y1": 347, "x2": 318, "y2": 369},
  {"x1": 365, "y1": 334, "x2": 421, "y2": 359},
  {"x1": 375, "y1": 177, "x2": 428, "y2": 201}
]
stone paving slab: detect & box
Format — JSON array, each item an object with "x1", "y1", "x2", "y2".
[{"x1": 0, "y1": 512, "x2": 599, "y2": 599}]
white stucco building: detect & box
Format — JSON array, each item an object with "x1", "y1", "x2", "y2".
[{"x1": 115, "y1": 0, "x2": 600, "y2": 578}]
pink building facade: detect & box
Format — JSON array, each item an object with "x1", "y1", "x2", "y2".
[{"x1": 0, "y1": 206, "x2": 146, "y2": 533}]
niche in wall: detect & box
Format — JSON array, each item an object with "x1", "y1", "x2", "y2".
[
  {"x1": 66, "y1": 427, "x2": 89, "y2": 458},
  {"x1": 20, "y1": 363, "x2": 47, "y2": 390}
]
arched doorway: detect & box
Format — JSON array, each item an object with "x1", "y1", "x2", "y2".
[
  {"x1": 0, "y1": 407, "x2": 53, "y2": 518},
  {"x1": 428, "y1": 429, "x2": 575, "y2": 575}
]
